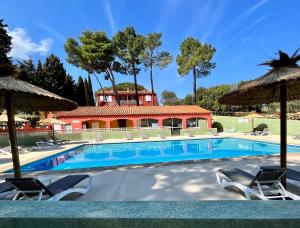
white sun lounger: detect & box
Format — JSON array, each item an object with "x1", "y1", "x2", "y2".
[
  {"x1": 141, "y1": 132, "x2": 148, "y2": 140},
  {"x1": 216, "y1": 168, "x2": 300, "y2": 200},
  {"x1": 158, "y1": 133, "x2": 166, "y2": 139},
  {"x1": 0, "y1": 146, "x2": 35, "y2": 154},
  {"x1": 6, "y1": 174, "x2": 92, "y2": 201},
  {"x1": 126, "y1": 132, "x2": 133, "y2": 140}
]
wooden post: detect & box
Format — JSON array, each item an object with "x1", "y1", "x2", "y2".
[
  {"x1": 6, "y1": 93, "x2": 21, "y2": 178},
  {"x1": 280, "y1": 81, "x2": 287, "y2": 187},
  {"x1": 52, "y1": 124, "x2": 56, "y2": 145}
]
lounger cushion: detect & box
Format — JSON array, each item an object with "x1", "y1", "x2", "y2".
[
  {"x1": 261, "y1": 166, "x2": 300, "y2": 182},
  {"x1": 0, "y1": 182, "x2": 13, "y2": 194},
  {"x1": 218, "y1": 168, "x2": 255, "y2": 187},
  {"x1": 47, "y1": 175, "x2": 89, "y2": 195}
]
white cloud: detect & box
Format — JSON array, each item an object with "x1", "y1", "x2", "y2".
[
  {"x1": 225, "y1": 0, "x2": 268, "y2": 33},
  {"x1": 104, "y1": 0, "x2": 116, "y2": 35},
  {"x1": 223, "y1": 16, "x2": 265, "y2": 48},
  {"x1": 8, "y1": 28, "x2": 52, "y2": 60}
]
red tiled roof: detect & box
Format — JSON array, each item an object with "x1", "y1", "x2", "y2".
[{"x1": 54, "y1": 105, "x2": 211, "y2": 118}]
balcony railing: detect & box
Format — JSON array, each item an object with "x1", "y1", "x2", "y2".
[{"x1": 119, "y1": 100, "x2": 144, "y2": 105}]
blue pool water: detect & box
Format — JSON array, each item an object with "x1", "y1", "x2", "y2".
[{"x1": 20, "y1": 138, "x2": 300, "y2": 172}]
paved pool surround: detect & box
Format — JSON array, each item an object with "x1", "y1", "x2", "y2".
[{"x1": 0, "y1": 201, "x2": 300, "y2": 228}]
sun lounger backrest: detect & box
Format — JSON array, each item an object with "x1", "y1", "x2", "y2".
[
  {"x1": 6, "y1": 178, "x2": 53, "y2": 196},
  {"x1": 250, "y1": 169, "x2": 286, "y2": 187}
]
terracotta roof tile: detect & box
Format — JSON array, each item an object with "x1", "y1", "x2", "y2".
[{"x1": 54, "y1": 105, "x2": 211, "y2": 118}]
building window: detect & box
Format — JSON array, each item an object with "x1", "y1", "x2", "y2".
[
  {"x1": 145, "y1": 95, "x2": 151, "y2": 102},
  {"x1": 100, "y1": 95, "x2": 112, "y2": 102}
]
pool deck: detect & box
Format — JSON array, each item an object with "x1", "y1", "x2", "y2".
[{"x1": 1, "y1": 133, "x2": 300, "y2": 200}]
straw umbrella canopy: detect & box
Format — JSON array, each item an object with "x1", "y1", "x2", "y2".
[
  {"x1": 0, "y1": 75, "x2": 77, "y2": 178},
  {"x1": 0, "y1": 113, "x2": 28, "y2": 123},
  {"x1": 243, "y1": 112, "x2": 264, "y2": 130},
  {"x1": 38, "y1": 118, "x2": 68, "y2": 145},
  {"x1": 38, "y1": 117, "x2": 67, "y2": 125},
  {"x1": 219, "y1": 50, "x2": 300, "y2": 186}
]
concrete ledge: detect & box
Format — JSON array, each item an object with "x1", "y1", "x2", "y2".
[{"x1": 0, "y1": 201, "x2": 300, "y2": 228}]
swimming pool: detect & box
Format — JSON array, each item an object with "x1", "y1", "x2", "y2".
[{"x1": 20, "y1": 138, "x2": 300, "y2": 172}]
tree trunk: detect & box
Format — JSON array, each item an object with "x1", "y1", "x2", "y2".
[
  {"x1": 6, "y1": 93, "x2": 21, "y2": 178},
  {"x1": 94, "y1": 73, "x2": 108, "y2": 105},
  {"x1": 133, "y1": 62, "x2": 139, "y2": 106},
  {"x1": 150, "y1": 63, "x2": 155, "y2": 105},
  {"x1": 109, "y1": 69, "x2": 120, "y2": 106},
  {"x1": 193, "y1": 67, "x2": 197, "y2": 105}
]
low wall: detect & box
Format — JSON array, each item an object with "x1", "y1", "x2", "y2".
[
  {"x1": 180, "y1": 127, "x2": 213, "y2": 136},
  {"x1": 213, "y1": 116, "x2": 300, "y2": 136},
  {"x1": 0, "y1": 201, "x2": 300, "y2": 228},
  {"x1": 0, "y1": 129, "x2": 173, "y2": 146}
]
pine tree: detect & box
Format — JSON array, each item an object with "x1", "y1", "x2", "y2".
[
  {"x1": 87, "y1": 74, "x2": 95, "y2": 106},
  {"x1": 76, "y1": 76, "x2": 87, "y2": 106}
]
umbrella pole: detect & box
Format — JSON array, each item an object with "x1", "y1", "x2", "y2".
[
  {"x1": 280, "y1": 81, "x2": 287, "y2": 187},
  {"x1": 52, "y1": 124, "x2": 56, "y2": 145},
  {"x1": 6, "y1": 94, "x2": 21, "y2": 178}
]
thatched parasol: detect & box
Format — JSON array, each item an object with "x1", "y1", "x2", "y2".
[
  {"x1": 0, "y1": 112, "x2": 28, "y2": 123},
  {"x1": 38, "y1": 118, "x2": 68, "y2": 145},
  {"x1": 219, "y1": 50, "x2": 300, "y2": 186},
  {"x1": 243, "y1": 112, "x2": 264, "y2": 130},
  {"x1": 0, "y1": 76, "x2": 77, "y2": 177}
]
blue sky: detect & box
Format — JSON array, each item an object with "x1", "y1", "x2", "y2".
[{"x1": 1, "y1": 0, "x2": 300, "y2": 99}]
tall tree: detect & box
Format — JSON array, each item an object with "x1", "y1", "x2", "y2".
[
  {"x1": 84, "y1": 78, "x2": 91, "y2": 105},
  {"x1": 160, "y1": 90, "x2": 180, "y2": 105},
  {"x1": 17, "y1": 59, "x2": 36, "y2": 84},
  {"x1": 76, "y1": 76, "x2": 87, "y2": 106},
  {"x1": 43, "y1": 54, "x2": 67, "y2": 97},
  {"x1": 65, "y1": 31, "x2": 121, "y2": 105},
  {"x1": 113, "y1": 26, "x2": 145, "y2": 106},
  {"x1": 176, "y1": 37, "x2": 216, "y2": 104},
  {"x1": 0, "y1": 19, "x2": 14, "y2": 76},
  {"x1": 142, "y1": 33, "x2": 173, "y2": 105},
  {"x1": 64, "y1": 74, "x2": 76, "y2": 101},
  {"x1": 87, "y1": 74, "x2": 95, "y2": 106},
  {"x1": 35, "y1": 60, "x2": 44, "y2": 88}
]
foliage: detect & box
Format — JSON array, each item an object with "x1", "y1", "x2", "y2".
[
  {"x1": 160, "y1": 90, "x2": 180, "y2": 105},
  {"x1": 64, "y1": 74, "x2": 77, "y2": 101},
  {"x1": 176, "y1": 37, "x2": 216, "y2": 104},
  {"x1": 87, "y1": 75, "x2": 95, "y2": 105},
  {"x1": 15, "y1": 55, "x2": 94, "y2": 106},
  {"x1": 0, "y1": 19, "x2": 15, "y2": 76},
  {"x1": 181, "y1": 94, "x2": 193, "y2": 105},
  {"x1": 142, "y1": 32, "x2": 172, "y2": 104},
  {"x1": 17, "y1": 59, "x2": 36, "y2": 84},
  {"x1": 255, "y1": 123, "x2": 268, "y2": 131},
  {"x1": 197, "y1": 85, "x2": 232, "y2": 112},
  {"x1": 101, "y1": 82, "x2": 146, "y2": 92},
  {"x1": 113, "y1": 26, "x2": 145, "y2": 105},
  {"x1": 65, "y1": 31, "x2": 121, "y2": 105},
  {"x1": 212, "y1": 122, "x2": 224, "y2": 132},
  {"x1": 76, "y1": 76, "x2": 87, "y2": 106},
  {"x1": 43, "y1": 54, "x2": 67, "y2": 97}
]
